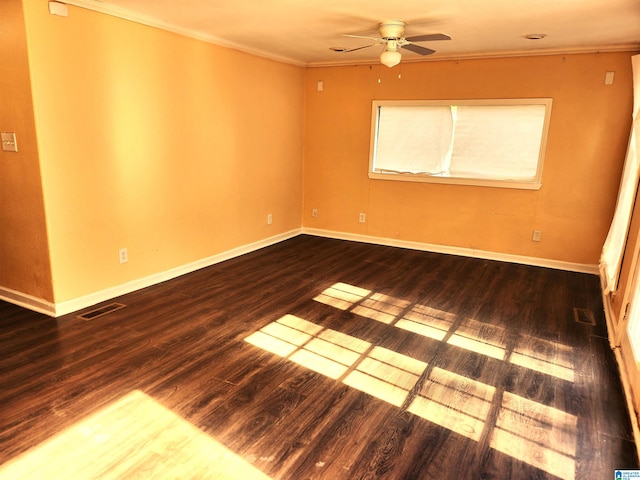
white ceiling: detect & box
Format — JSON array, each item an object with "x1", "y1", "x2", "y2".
[{"x1": 67, "y1": 0, "x2": 640, "y2": 66}]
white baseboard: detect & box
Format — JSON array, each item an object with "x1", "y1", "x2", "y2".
[
  {"x1": 302, "y1": 228, "x2": 599, "y2": 275},
  {"x1": 1, "y1": 229, "x2": 301, "y2": 318},
  {"x1": 0, "y1": 287, "x2": 56, "y2": 317},
  {"x1": 53, "y1": 228, "x2": 302, "y2": 317},
  {"x1": 3, "y1": 227, "x2": 598, "y2": 318}
]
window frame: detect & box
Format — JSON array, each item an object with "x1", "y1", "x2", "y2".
[{"x1": 368, "y1": 98, "x2": 553, "y2": 190}]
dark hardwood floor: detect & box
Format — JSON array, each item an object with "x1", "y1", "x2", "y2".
[{"x1": 0, "y1": 235, "x2": 637, "y2": 479}]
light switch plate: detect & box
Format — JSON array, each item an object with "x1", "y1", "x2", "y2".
[
  {"x1": 1, "y1": 132, "x2": 18, "y2": 152},
  {"x1": 605, "y1": 71, "x2": 615, "y2": 85}
]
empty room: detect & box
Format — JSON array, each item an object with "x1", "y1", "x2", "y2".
[{"x1": 1, "y1": 0, "x2": 640, "y2": 478}]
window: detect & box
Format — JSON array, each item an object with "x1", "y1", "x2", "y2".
[{"x1": 369, "y1": 99, "x2": 553, "y2": 189}]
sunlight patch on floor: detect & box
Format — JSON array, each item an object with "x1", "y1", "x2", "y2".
[
  {"x1": 408, "y1": 367, "x2": 496, "y2": 441},
  {"x1": 396, "y1": 304, "x2": 456, "y2": 341},
  {"x1": 313, "y1": 283, "x2": 576, "y2": 385},
  {"x1": 352, "y1": 292, "x2": 412, "y2": 325},
  {"x1": 510, "y1": 336, "x2": 575, "y2": 382},
  {"x1": 246, "y1": 312, "x2": 578, "y2": 479},
  {"x1": 246, "y1": 315, "x2": 427, "y2": 405},
  {"x1": 246, "y1": 315, "x2": 372, "y2": 379},
  {"x1": 245, "y1": 314, "x2": 322, "y2": 357},
  {"x1": 490, "y1": 392, "x2": 577, "y2": 479},
  {"x1": 249, "y1": 281, "x2": 581, "y2": 480},
  {"x1": 447, "y1": 319, "x2": 508, "y2": 361},
  {"x1": 313, "y1": 282, "x2": 370, "y2": 310},
  {"x1": 0, "y1": 390, "x2": 271, "y2": 480},
  {"x1": 344, "y1": 346, "x2": 427, "y2": 407}
]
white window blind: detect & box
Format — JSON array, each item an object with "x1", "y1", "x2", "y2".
[
  {"x1": 369, "y1": 99, "x2": 552, "y2": 189},
  {"x1": 450, "y1": 105, "x2": 545, "y2": 180},
  {"x1": 375, "y1": 106, "x2": 453, "y2": 174}
]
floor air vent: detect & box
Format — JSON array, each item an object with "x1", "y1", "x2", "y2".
[
  {"x1": 573, "y1": 307, "x2": 596, "y2": 326},
  {"x1": 77, "y1": 303, "x2": 126, "y2": 320}
]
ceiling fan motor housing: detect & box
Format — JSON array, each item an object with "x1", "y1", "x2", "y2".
[{"x1": 379, "y1": 20, "x2": 405, "y2": 40}]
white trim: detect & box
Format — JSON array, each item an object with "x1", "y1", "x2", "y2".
[
  {"x1": 61, "y1": 0, "x2": 306, "y2": 67},
  {"x1": 3, "y1": 227, "x2": 597, "y2": 318},
  {"x1": 303, "y1": 228, "x2": 599, "y2": 274},
  {"x1": 368, "y1": 172, "x2": 542, "y2": 190},
  {"x1": 1, "y1": 229, "x2": 301, "y2": 317},
  {"x1": 368, "y1": 99, "x2": 552, "y2": 190},
  {"x1": 0, "y1": 287, "x2": 56, "y2": 317},
  {"x1": 613, "y1": 341, "x2": 640, "y2": 464},
  {"x1": 601, "y1": 279, "x2": 621, "y2": 349},
  {"x1": 53, "y1": 229, "x2": 301, "y2": 317},
  {"x1": 308, "y1": 45, "x2": 640, "y2": 68},
  {"x1": 600, "y1": 289, "x2": 640, "y2": 461}
]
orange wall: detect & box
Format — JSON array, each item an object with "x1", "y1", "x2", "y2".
[
  {"x1": 21, "y1": 3, "x2": 304, "y2": 303},
  {"x1": 303, "y1": 53, "x2": 634, "y2": 265},
  {"x1": 0, "y1": 0, "x2": 53, "y2": 301}
]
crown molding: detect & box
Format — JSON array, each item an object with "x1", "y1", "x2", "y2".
[
  {"x1": 61, "y1": 0, "x2": 306, "y2": 67},
  {"x1": 307, "y1": 44, "x2": 640, "y2": 68}
]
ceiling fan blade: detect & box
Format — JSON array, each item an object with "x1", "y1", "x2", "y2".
[
  {"x1": 338, "y1": 43, "x2": 377, "y2": 53},
  {"x1": 405, "y1": 33, "x2": 451, "y2": 42},
  {"x1": 402, "y1": 43, "x2": 436, "y2": 56},
  {"x1": 343, "y1": 34, "x2": 384, "y2": 42}
]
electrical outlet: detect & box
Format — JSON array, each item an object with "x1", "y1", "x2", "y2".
[
  {"x1": 532, "y1": 230, "x2": 542, "y2": 242},
  {"x1": 119, "y1": 248, "x2": 128, "y2": 264},
  {"x1": 267, "y1": 213, "x2": 273, "y2": 225},
  {"x1": 359, "y1": 213, "x2": 366, "y2": 223},
  {"x1": 312, "y1": 208, "x2": 318, "y2": 218}
]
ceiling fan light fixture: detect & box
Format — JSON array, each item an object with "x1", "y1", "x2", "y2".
[
  {"x1": 380, "y1": 50, "x2": 401, "y2": 67},
  {"x1": 380, "y1": 40, "x2": 401, "y2": 68}
]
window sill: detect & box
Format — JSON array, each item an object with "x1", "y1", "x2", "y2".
[{"x1": 368, "y1": 172, "x2": 542, "y2": 190}]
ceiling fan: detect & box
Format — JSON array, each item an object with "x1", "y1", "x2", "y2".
[{"x1": 333, "y1": 20, "x2": 451, "y2": 67}]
